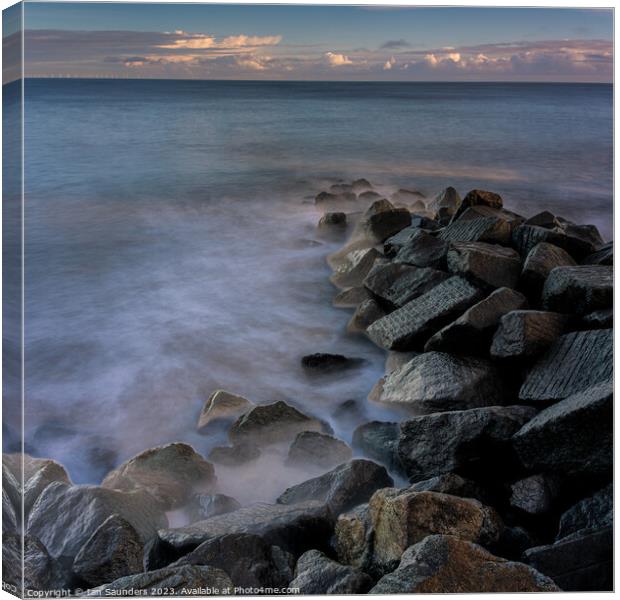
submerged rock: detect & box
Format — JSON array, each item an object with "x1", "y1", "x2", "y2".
[
  {"x1": 286, "y1": 431, "x2": 352, "y2": 469},
  {"x1": 197, "y1": 390, "x2": 253, "y2": 431},
  {"x1": 318, "y1": 212, "x2": 346, "y2": 229},
  {"x1": 102, "y1": 443, "x2": 215, "y2": 509},
  {"x1": 371, "y1": 351, "x2": 505, "y2": 413},
  {"x1": 291, "y1": 550, "x2": 373, "y2": 594},
  {"x1": 367, "y1": 276, "x2": 482, "y2": 350},
  {"x1": 301, "y1": 352, "x2": 357, "y2": 372},
  {"x1": 277, "y1": 459, "x2": 393, "y2": 515},
  {"x1": 371, "y1": 535, "x2": 559, "y2": 593}
]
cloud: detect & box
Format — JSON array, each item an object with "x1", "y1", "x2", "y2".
[
  {"x1": 325, "y1": 52, "x2": 353, "y2": 67},
  {"x1": 383, "y1": 56, "x2": 396, "y2": 70},
  {"x1": 158, "y1": 32, "x2": 282, "y2": 50},
  {"x1": 380, "y1": 39, "x2": 411, "y2": 50}
]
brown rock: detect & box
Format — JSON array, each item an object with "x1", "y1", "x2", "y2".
[{"x1": 197, "y1": 390, "x2": 253, "y2": 431}]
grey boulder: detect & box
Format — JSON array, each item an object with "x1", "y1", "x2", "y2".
[
  {"x1": 542, "y1": 265, "x2": 612, "y2": 315},
  {"x1": 286, "y1": 431, "x2": 352, "y2": 470},
  {"x1": 520, "y1": 242, "x2": 576, "y2": 298}
]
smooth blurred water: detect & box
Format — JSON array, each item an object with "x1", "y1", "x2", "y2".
[{"x1": 12, "y1": 79, "x2": 613, "y2": 496}]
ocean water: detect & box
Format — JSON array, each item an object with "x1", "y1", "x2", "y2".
[{"x1": 6, "y1": 80, "x2": 613, "y2": 501}]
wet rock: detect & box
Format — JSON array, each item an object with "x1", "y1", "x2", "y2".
[
  {"x1": 315, "y1": 191, "x2": 356, "y2": 207},
  {"x1": 334, "y1": 504, "x2": 373, "y2": 568},
  {"x1": 357, "y1": 199, "x2": 412, "y2": 242},
  {"x1": 369, "y1": 489, "x2": 503, "y2": 567},
  {"x1": 352, "y1": 421, "x2": 401, "y2": 473},
  {"x1": 384, "y1": 226, "x2": 423, "y2": 257},
  {"x1": 352, "y1": 178, "x2": 373, "y2": 193},
  {"x1": 384, "y1": 350, "x2": 419, "y2": 373},
  {"x1": 524, "y1": 527, "x2": 612, "y2": 591},
  {"x1": 525, "y1": 211, "x2": 556, "y2": 228},
  {"x1": 318, "y1": 212, "x2": 346, "y2": 229},
  {"x1": 358, "y1": 190, "x2": 382, "y2": 202},
  {"x1": 439, "y1": 216, "x2": 512, "y2": 245},
  {"x1": 490, "y1": 310, "x2": 568, "y2": 360},
  {"x1": 72, "y1": 514, "x2": 143, "y2": 587},
  {"x1": 519, "y1": 328, "x2": 612, "y2": 402},
  {"x1": 329, "y1": 183, "x2": 353, "y2": 194},
  {"x1": 170, "y1": 532, "x2": 294, "y2": 588},
  {"x1": 513, "y1": 381, "x2": 612, "y2": 479},
  {"x1": 447, "y1": 241, "x2": 521, "y2": 289},
  {"x1": 301, "y1": 352, "x2": 356, "y2": 372},
  {"x1": 185, "y1": 493, "x2": 242, "y2": 522},
  {"x1": 332, "y1": 286, "x2": 372, "y2": 307},
  {"x1": 430, "y1": 186, "x2": 461, "y2": 223},
  {"x1": 291, "y1": 550, "x2": 373, "y2": 594},
  {"x1": 555, "y1": 220, "x2": 604, "y2": 249},
  {"x1": 408, "y1": 473, "x2": 487, "y2": 504},
  {"x1": 208, "y1": 443, "x2": 260, "y2": 466},
  {"x1": 391, "y1": 188, "x2": 426, "y2": 204},
  {"x1": 86, "y1": 565, "x2": 233, "y2": 596},
  {"x1": 410, "y1": 215, "x2": 440, "y2": 230},
  {"x1": 102, "y1": 443, "x2": 215, "y2": 509},
  {"x1": 398, "y1": 405, "x2": 537, "y2": 483},
  {"x1": 512, "y1": 223, "x2": 598, "y2": 260},
  {"x1": 371, "y1": 351, "x2": 504, "y2": 412},
  {"x1": 364, "y1": 261, "x2": 449, "y2": 309},
  {"x1": 452, "y1": 189, "x2": 503, "y2": 220},
  {"x1": 158, "y1": 501, "x2": 334, "y2": 558},
  {"x1": 347, "y1": 299, "x2": 385, "y2": 333},
  {"x1": 581, "y1": 308, "x2": 613, "y2": 329},
  {"x1": 393, "y1": 228, "x2": 449, "y2": 268},
  {"x1": 425, "y1": 287, "x2": 527, "y2": 354},
  {"x1": 581, "y1": 241, "x2": 613, "y2": 266},
  {"x1": 371, "y1": 535, "x2": 559, "y2": 593},
  {"x1": 3, "y1": 454, "x2": 71, "y2": 519},
  {"x1": 509, "y1": 474, "x2": 557, "y2": 516},
  {"x1": 330, "y1": 247, "x2": 383, "y2": 289},
  {"x1": 26, "y1": 482, "x2": 166, "y2": 562},
  {"x1": 520, "y1": 242, "x2": 576, "y2": 299},
  {"x1": 197, "y1": 390, "x2": 253, "y2": 431},
  {"x1": 229, "y1": 401, "x2": 324, "y2": 446},
  {"x1": 277, "y1": 459, "x2": 393, "y2": 515},
  {"x1": 557, "y1": 484, "x2": 612, "y2": 540},
  {"x1": 542, "y1": 265, "x2": 612, "y2": 315},
  {"x1": 457, "y1": 204, "x2": 523, "y2": 228},
  {"x1": 286, "y1": 431, "x2": 352, "y2": 469},
  {"x1": 367, "y1": 276, "x2": 482, "y2": 351}
]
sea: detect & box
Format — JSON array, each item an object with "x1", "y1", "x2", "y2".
[{"x1": 3, "y1": 79, "x2": 613, "y2": 503}]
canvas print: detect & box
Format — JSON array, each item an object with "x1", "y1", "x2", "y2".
[{"x1": 2, "y1": 2, "x2": 614, "y2": 596}]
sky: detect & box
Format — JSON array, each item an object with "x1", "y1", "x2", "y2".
[{"x1": 3, "y1": 3, "x2": 614, "y2": 82}]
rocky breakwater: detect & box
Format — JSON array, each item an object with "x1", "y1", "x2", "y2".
[{"x1": 1, "y1": 179, "x2": 612, "y2": 596}]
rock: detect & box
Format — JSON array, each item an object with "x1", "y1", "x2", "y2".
[
  {"x1": 512, "y1": 223, "x2": 598, "y2": 260},
  {"x1": 197, "y1": 390, "x2": 253, "y2": 431},
  {"x1": 367, "y1": 276, "x2": 482, "y2": 351},
  {"x1": 72, "y1": 514, "x2": 143, "y2": 587},
  {"x1": 391, "y1": 188, "x2": 426, "y2": 204},
  {"x1": 509, "y1": 474, "x2": 556, "y2": 516},
  {"x1": 424, "y1": 287, "x2": 528, "y2": 354},
  {"x1": 3, "y1": 454, "x2": 71, "y2": 519},
  {"x1": 369, "y1": 489, "x2": 503, "y2": 567},
  {"x1": 229, "y1": 401, "x2": 324, "y2": 446},
  {"x1": 542, "y1": 265, "x2": 612, "y2": 315},
  {"x1": 329, "y1": 183, "x2": 353, "y2": 194},
  {"x1": 525, "y1": 211, "x2": 556, "y2": 228},
  {"x1": 277, "y1": 459, "x2": 393, "y2": 515},
  {"x1": 408, "y1": 473, "x2": 487, "y2": 504},
  {"x1": 490, "y1": 310, "x2": 568, "y2": 360},
  {"x1": 185, "y1": 493, "x2": 242, "y2": 522},
  {"x1": 352, "y1": 421, "x2": 401, "y2": 473},
  {"x1": 357, "y1": 199, "x2": 412, "y2": 242},
  {"x1": 358, "y1": 190, "x2": 382, "y2": 202},
  {"x1": 315, "y1": 191, "x2": 356, "y2": 207},
  {"x1": 158, "y1": 500, "x2": 334, "y2": 558},
  {"x1": 581, "y1": 241, "x2": 612, "y2": 266},
  {"x1": 291, "y1": 549, "x2": 373, "y2": 594},
  {"x1": 363, "y1": 261, "x2": 449, "y2": 309},
  {"x1": 352, "y1": 178, "x2": 373, "y2": 193},
  {"x1": 371, "y1": 351, "x2": 505, "y2": 413},
  {"x1": 385, "y1": 350, "x2": 419, "y2": 373},
  {"x1": 519, "y1": 329, "x2": 612, "y2": 402},
  {"x1": 330, "y1": 247, "x2": 383, "y2": 289},
  {"x1": 410, "y1": 215, "x2": 440, "y2": 230},
  {"x1": 513, "y1": 381, "x2": 612, "y2": 479},
  {"x1": 86, "y1": 565, "x2": 233, "y2": 596},
  {"x1": 520, "y1": 242, "x2": 576, "y2": 298},
  {"x1": 301, "y1": 352, "x2": 358, "y2": 372},
  {"x1": 556, "y1": 220, "x2": 604, "y2": 249},
  {"x1": 334, "y1": 504, "x2": 373, "y2": 568},
  {"x1": 318, "y1": 212, "x2": 346, "y2": 229},
  {"x1": 287, "y1": 431, "x2": 352, "y2": 469},
  {"x1": 102, "y1": 443, "x2": 215, "y2": 509},
  {"x1": 383, "y1": 226, "x2": 422, "y2": 257},
  {"x1": 452, "y1": 189, "x2": 503, "y2": 220},
  {"x1": 392, "y1": 229, "x2": 449, "y2": 268},
  {"x1": 458, "y1": 204, "x2": 524, "y2": 228},
  {"x1": 347, "y1": 298, "x2": 385, "y2": 333},
  {"x1": 439, "y1": 215, "x2": 512, "y2": 245},
  {"x1": 371, "y1": 535, "x2": 559, "y2": 593},
  {"x1": 447, "y1": 241, "x2": 521, "y2": 289},
  {"x1": 26, "y1": 482, "x2": 166, "y2": 563},
  {"x1": 557, "y1": 484, "x2": 612, "y2": 540},
  {"x1": 524, "y1": 527, "x2": 612, "y2": 591},
  {"x1": 430, "y1": 186, "x2": 461, "y2": 223},
  {"x1": 398, "y1": 405, "x2": 537, "y2": 483},
  {"x1": 208, "y1": 443, "x2": 260, "y2": 466},
  {"x1": 169, "y1": 532, "x2": 293, "y2": 588},
  {"x1": 581, "y1": 308, "x2": 613, "y2": 329},
  {"x1": 3, "y1": 488, "x2": 17, "y2": 533},
  {"x1": 333, "y1": 286, "x2": 372, "y2": 307}
]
